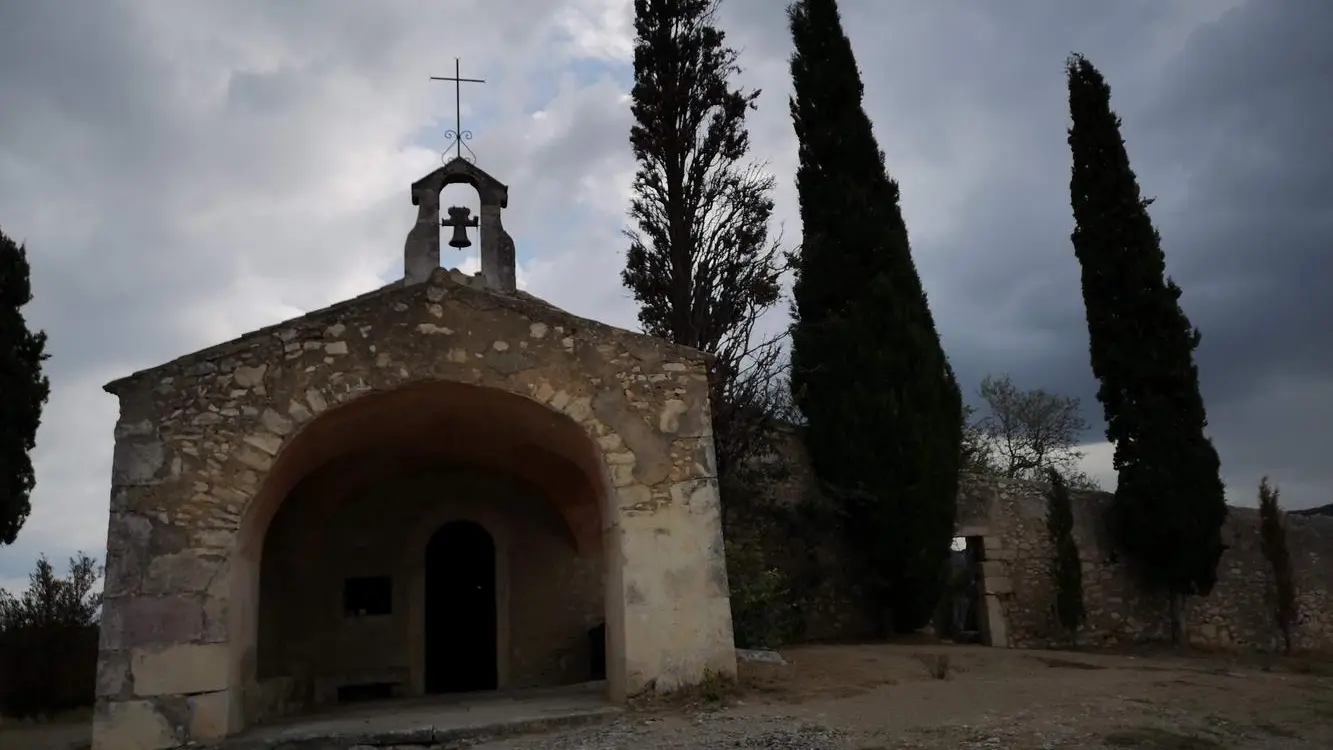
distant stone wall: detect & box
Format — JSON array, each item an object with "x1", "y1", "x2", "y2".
[
  {"x1": 958, "y1": 475, "x2": 1333, "y2": 652},
  {"x1": 734, "y1": 428, "x2": 1333, "y2": 653}
]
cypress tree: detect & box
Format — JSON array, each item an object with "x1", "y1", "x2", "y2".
[
  {"x1": 787, "y1": 0, "x2": 963, "y2": 634},
  {"x1": 1257, "y1": 477, "x2": 1296, "y2": 655},
  {"x1": 1045, "y1": 468, "x2": 1085, "y2": 647},
  {"x1": 623, "y1": 0, "x2": 787, "y2": 484},
  {"x1": 0, "y1": 226, "x2": 50, "y2": 545},
  {"x1": 1066, "y1": 54, "x2": 1227, "y2": 644}
]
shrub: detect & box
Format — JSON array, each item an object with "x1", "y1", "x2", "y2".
[
  {"x1": 0, "y1": 553, "x2": 103, "y2": 718},
  {"x1": 725, "y1": 533, "x2": 799, "y2": 649}
]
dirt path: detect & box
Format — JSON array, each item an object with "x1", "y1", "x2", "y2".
[
  {"x1": 8, "y1": 645, "x2": 1330, "y2": 749},
  {"x1": 493, "y1": 644, "x2": 1333, "y2": 749},
  {"x1": 0, "y1": 708, "x2": 91, "y2": 750}
]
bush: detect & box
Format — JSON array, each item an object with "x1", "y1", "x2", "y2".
[
  {"x1": 725, "y1": 533, "x2": 799, "y2": 649},
  {"x1": 0, "y1": 552, "x2": 103, "y2": 718}
]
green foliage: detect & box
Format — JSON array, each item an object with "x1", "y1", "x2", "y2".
[
  {"x1": 1065, "y1": 54, "x2": 1227, "y2": 643},
  {"x1": 0, "y1": 553, "x2": 103, "y2": 632},
  {"x1": 1258, "y1": 477, "x2": 1297, "y2": 655},
  {"x1": 719, "y1": 471, "x2": 801, "y2": 649},
  {"x1": 1045, "y1": 468, "x2": 1085, "y2": 645},
  {"x1": 623, "y1": 0, "x2": 787, "y2": 481},
  {"x1": 725, "y1": 534, "x2": 799, "y2": 649},
  {"x1": 786, "y1": 0, "x2": 962, "y2": 634},
  {"x1": 0, "y1": 553, "x2": 103, "y2": 718},
  {"x1": 0, "y1": 226, "x2": 50, "y2": 546}
]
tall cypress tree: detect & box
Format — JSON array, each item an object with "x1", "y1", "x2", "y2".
[
  {"x1": 0, "y1": 226, "x2": 50, "y2": 545},
  {"x1": 623, "y1": 0, "x2": 786, "y2": 482},
  {"x1": 1066, "y1": 54, "x2": 1227, "y2": 644},
  {"x1": 787, "y1": 0, "x2": 962, "y2": 634}
]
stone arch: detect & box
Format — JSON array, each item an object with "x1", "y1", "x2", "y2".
[{"x1": 230, "y1": 378, "x2": 618, "y2": 724}]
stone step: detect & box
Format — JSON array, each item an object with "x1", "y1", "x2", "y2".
[{"x1": 216, "y1": 697, "x2": 620, "y2": 750}]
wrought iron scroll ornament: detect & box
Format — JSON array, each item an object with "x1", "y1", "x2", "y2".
[
  {"x1": 442, "y1": 128, "x2": 476, "y2": 164},
  {"x1": 430, "y1": 58, "x2": 485, "y2": 164}
]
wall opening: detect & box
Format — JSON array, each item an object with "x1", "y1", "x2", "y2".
[
  {"x1": 344, "y1": 576, "x2": 393, "y2": 617},
  {"x1": 425, "y1": 520, "x2": 498, "y2": 694},
  {"x1": 240, "y1": 380, "x2": 618, "y2": 728},
  {"x1": 945, "y1": 536, "x2": 985, "y2": 644}
]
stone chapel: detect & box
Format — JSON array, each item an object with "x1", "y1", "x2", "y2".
[{"x1": 91, "y1": 156, "x2": 737, "y2": 750}]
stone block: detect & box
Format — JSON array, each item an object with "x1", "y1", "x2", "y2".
[
  {"x1": 101, "y1": 595, "x2": 204, "y2": 650},
  {"x1": 981, "y1": 560, "x2": 1007, "y2": 579},
  {"x1": 111, "y1": 438, "x2": 172, "y2": 486},
  {"x1": 143, "y1": 551, "x2": 222, "y2": 595},
  {"x1": 131, "y1": 643, "x2": 230, "y2": 696},
  {"x1": 96, "y1": 650, "x2": 131, "y2": 698},
  {"x1": 188, "y1": 689, "x2": 233, "y2": 740},
  {"x1": 983, "y1": 594, "x2": 1009, "y2": 648},
  {"x1": 92, "y1": 699, "x2": 178, "y2": 750},
  {"x1": 983, "y1": 575, "x2": 1013, "y2": 595}
]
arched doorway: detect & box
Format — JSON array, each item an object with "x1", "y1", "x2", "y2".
[{"x1": 425, "y1": 520, "x2": 498, "y2": 693}]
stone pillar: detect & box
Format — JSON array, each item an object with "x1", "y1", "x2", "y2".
[
  {"x1": 404, "y1": 185, "x2": 441, "y2": 286},
  {"x1": 606, "y1": 429, "x2": 736, "y2": 700},
  {"x1": 478, "y1": 202, "x2": 516, "y2": 293},
  {"x1": 93, "y1": 402, "x2": 238, "y2": 750}
]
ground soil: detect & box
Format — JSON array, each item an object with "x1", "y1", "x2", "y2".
[
  {"x1": 8, "y1": 643, "x2": 1332, "y2": 749},
  {"x1": 504, "y1": 643, "x2": 1333, "y2": 749}
]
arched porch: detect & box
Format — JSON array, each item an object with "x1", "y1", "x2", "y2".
[{"x1": 239, "y1": 381, "x2": 613, "y2": 720}]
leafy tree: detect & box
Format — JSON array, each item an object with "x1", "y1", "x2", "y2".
[
  {"x1": 1257, "y1": 477, "x2": 1297, "y2": 655},
  {"x1": 973, "y1": 374, "x2": 1100, "y2": 490},
  {"x1": 623, "y1": 0, "x2": 787, "y2": 482},
  {"x1": 0, "y1": 226, "x2": 50, "y2": 545},
  {"x1": 1045, "y1": 468, "x2": 1085, "y2": 646},
  {"x1": 1066, "y1": 53, "x2": 1227, "y2": 645},
  {"x1": 959, "y1": 403, "x2": 999, "y2": 475},
  {"x1": 787, "y1": 0, "x2": 963, "y2": 634},
  {"x1": 0, "y1": 553, "x2": 103, "y2": 632}
]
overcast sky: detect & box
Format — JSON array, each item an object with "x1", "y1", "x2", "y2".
[{"x1": 1, "y1": 0, "x2": 1329, "y2": 592}]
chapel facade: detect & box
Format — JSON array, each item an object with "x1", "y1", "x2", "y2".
[{"x1": 91, "y1": 157, "x2": 736, "y2": 750}]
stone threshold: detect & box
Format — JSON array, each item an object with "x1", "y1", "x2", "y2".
[{"x1": 214, "y1": 683, "x2": 619, "y2": 749}]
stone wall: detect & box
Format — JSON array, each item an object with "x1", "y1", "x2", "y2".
[
  {"x1": 958, "y1": 475, "x2": 1333, "y2": 652},
  {"x1": 735, "y1": 428, "x2": 1333, "y2": 653}
]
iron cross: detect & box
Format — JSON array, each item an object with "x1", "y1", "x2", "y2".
[{"x1": 430, "y1": 58, "x2": 485, "y2": 162}]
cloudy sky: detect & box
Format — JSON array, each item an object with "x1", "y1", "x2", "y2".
[{"x1": 1, "y1": 0, "x2": 1329, "y2": 592}]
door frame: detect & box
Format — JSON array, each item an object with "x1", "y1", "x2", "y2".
[{"x1": 404, "y1": 508, "x2": 511, "y2": 694}]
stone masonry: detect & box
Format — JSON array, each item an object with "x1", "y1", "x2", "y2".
[
  {"x1": 956, "y1": 474, "x2": 1333, "y2": 652},
  {"x1": 741, "y1": 428, "x2": 1333, "y2": 654},
  {"x1": 91, "y1": 159, "x2": 737, "y2": 750}
]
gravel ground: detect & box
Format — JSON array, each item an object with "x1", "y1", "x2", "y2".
[{"x1": 476, "y1": 712, "x2": 855, "y2": 750}]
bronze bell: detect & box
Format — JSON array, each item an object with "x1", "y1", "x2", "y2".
[{"x1": 443, "y1": 205, "x2": 479, "y2": 249}]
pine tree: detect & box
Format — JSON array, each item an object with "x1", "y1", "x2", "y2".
[
  {"x1": 787, "y1": 0, "x2": 963, "y2": 634},
  {"x1": 1065, "y1": 54, "x2": 1227, "y2": 644},
  {"x1": 0, "y1": 226, "x2": 50, "y2": 545},
  {"x1": 1257, "y1": 477, "x2": 1296, "y2": 655},
  {"x1": 1045, "y1": 468, "x2": 1085, "y2": 647},
  {"x1": 623, "y1": 0, "x2": 786, "y2": 481}
]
